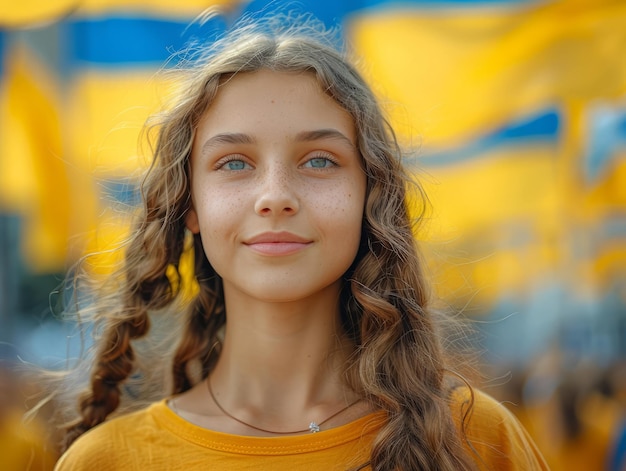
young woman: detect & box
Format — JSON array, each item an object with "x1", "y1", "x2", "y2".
[{"x1": 52, "y1": 15, "x2": 548, "y2": 471}]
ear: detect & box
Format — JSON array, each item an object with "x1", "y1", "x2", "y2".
[{"x1": 185, "y1": 207, "x2": 200, "y2": 234}]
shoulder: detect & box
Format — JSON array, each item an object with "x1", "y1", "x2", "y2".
[
  {"x1": 449, "y1": 386, "x2": 550, "y2": 470},
  {"x1": 54, "y1": 402, "x2": 164, "y2": 471}
]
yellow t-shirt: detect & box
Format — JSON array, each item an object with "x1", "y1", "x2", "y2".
[{"x1": 54, "y1": 388, "x2": 549, "y2": 470}]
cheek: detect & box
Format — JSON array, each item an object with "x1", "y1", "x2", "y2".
[
  {"x1": 194, "y1": 191, "x2": 240, "y2": 250},
  {"x1": 196, "y1": 187, "x2": 244, "y2": 226},
  {"x1": 323, "y1": 180, "x2": 366, "y2": 240}
]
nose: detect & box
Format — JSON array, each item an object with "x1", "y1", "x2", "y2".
[{"x1": 254, "y1": 164, "x2": 300, "y2": 217}]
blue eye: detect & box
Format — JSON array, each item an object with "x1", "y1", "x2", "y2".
[
  {"x1": 304, "y1": 157, "x2": 335, "y2": 169},
  {"x1": 226, "y1": 160, "x2": 247, "y2": 170},
  {"x1": 218, "y1": 158, "x2": 251, "y2": 171}
]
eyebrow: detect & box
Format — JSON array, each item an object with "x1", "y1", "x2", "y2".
[
  {"x1": 200, "y1": 133, "x2": 255, "y2": 155},
  {"x1": 294, "y1": 129, "x2": 356, "y2": 149},
  {"x1": 200, "y1": 128, "x2": 356, "y2": 156}
]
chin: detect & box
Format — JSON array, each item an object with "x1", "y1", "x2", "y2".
[{"x1": 240, "y1": 277, "x2": 343, "y2": 304}]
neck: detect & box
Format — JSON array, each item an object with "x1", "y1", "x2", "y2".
[{"x1": 210, "y1": 280, "x2": 357, "y2": 418}]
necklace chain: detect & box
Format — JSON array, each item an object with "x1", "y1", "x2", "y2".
[{"x1": 207, "y1": 377, "x2": 361, "y2": 435}]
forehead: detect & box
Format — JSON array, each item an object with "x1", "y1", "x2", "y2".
[{"x1": 195, "y1": 69, "x2": 356, "y2": 141}]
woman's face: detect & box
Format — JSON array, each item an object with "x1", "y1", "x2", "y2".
[{"x1": 186, "y1": 69, "x2": 366, "y2": 304}]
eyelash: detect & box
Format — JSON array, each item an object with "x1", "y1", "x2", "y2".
[
  {"x1": 302, "y1": 153, "x2": 339, "y2": 169},
  {"x1": 214, "y1": 155, "x2": 251, "y2": 171}
]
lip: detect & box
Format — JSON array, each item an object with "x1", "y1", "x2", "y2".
[{"x1": 244, "y1": 231, "x2": 312, "y2": 256}]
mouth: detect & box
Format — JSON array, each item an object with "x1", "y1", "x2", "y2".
[{"x1": 244, "y1": 232, "x2": 312, "y2": 256}]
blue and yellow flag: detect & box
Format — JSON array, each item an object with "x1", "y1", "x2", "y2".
[{"x1": 0, "y1": 0, "x2": 624, "y2": 355}]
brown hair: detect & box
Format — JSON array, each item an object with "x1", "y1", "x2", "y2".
[{"x1": 60, "y1": 14, "x2": 478, "y2": 470}]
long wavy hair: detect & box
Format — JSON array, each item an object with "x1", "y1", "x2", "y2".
[{"x1": 60, "y1": 14, "x2": 479, "y2": 471}]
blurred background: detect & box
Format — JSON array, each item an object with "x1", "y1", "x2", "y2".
[{"x1": 0, "y1": 0, "x2": 624, "y2": 469}]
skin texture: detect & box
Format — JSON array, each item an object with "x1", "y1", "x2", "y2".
[{"x1": 178, "y1": 70, "x2": 369, "y2": 435}]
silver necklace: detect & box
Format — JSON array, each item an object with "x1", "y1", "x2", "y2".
[{"x1": 207, "y1": 377, "x2": 361, "y2": 434}]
